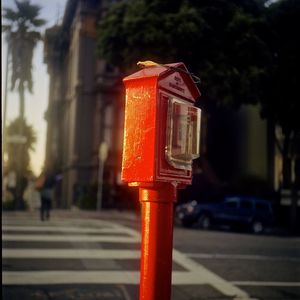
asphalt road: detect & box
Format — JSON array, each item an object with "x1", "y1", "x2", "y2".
[{"x1": 2, "y1": 209, "x2": 300, "y2": 300}]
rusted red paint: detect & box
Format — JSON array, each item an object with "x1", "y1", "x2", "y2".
[{"x1": 121, "y1": 62, "x2": 201, "y2": 300}]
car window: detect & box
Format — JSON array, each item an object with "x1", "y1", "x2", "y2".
[
  {"x1": 225, "y1": 200, "x2": 238, "y2": 209},
  {"x1": 240, "y1": 200, "x2": 253, "y2": 210},
  {"x1": 255, "y1": 202, "x2": 269, "y2": 212}
]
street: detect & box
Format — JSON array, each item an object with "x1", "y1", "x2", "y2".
[{"x1": 2, "y1": 209, "x2": 300, "y2": 300}]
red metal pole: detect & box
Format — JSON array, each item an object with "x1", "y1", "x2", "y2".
[{"x1": 139, "y1": 184, "x2": 176, "y2": 300}]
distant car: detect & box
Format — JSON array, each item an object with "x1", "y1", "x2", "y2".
[{"x1": 175, "y1": 196, "x2": 274, "y2": 233}]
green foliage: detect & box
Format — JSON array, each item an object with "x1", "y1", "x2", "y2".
[
  {"x1": 74, "y1": 183, "x2": 121, "y2": 210},
  {"x1": 75, "y1": 184, "x2": 97, "y2": 210},
  {"x1": 2, "y1": 0, "x2": 46, "y2": 32},
  {"x1": 78, "y1": 194, "x2": 97, "y2": 210},
  {"x1": 97, "y1": 0, "x2": 271, "y2": 107},
  {"x1": 2, "y1": 199, "x2": 28, "y2": 211},
  {"x1": 97, "y1": 0, "x2": 298, "y2": 119},
  {"x1": 261, "y1": 0, "x2": 300, "y2": 135},
  {"x1": 8, "y1": 31, "x2": 40, "y2": 92},
  {"x1": 5, "y1": 117, "x2": 37, "y2": 174},
  {"x1": 2, "y1": 199, "x2": 17, "y2": 211},
  {"x1": 97, "y1": 0, "x2": 300, "y2": 186},
  {"x1": 97, "y1": 0, "x2": 207, "y2": 70}
]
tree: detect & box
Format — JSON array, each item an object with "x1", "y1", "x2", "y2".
[
  {"x1": 262, "y1": 0, "x2": 300, "y2": 188},
  {"x1": 97, "y1": 0, "x2": 299, "y2": 188},
  {"x1": 97, "y1": 0, "x2": 270, "y2": 105},
  {"x1": 5, "y1": 117, "x2": 37, "y2": 173},
  {"x1": 2, "y1": 0, "x2": 45, "y2": 208},
  {"x1": 4, "y1": 117, "x2": 37, "y2": 208},
  {"x1": 2, "y1": 0, "x2": 46, "y2": 120}
]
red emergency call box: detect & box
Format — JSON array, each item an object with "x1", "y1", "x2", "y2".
[{"x1": 122, "y1": 62, "x2": 201, "y2": 186}]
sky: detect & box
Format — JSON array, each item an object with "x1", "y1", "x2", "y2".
[{"x1": 2, "y1": 0, "x2": 68, "y2": 176}]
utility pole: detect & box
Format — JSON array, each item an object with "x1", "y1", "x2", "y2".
[
  {"x1": 97, "y1": 142, "x2": 108, "y2": 210},
  {"x1": 2, "y1": 40, "x2": 10, "y2": 200}
]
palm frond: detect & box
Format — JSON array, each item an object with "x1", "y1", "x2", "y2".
[
  {"x1": 2, "y1": 24, "x2": 11, "y2": 32},
  {"x1": 4, "y1": 0, "x2": 46, "y2": 94},
  {"x1": 31, "y1": 18, "x2": 46, "y2": 27},
  {"x1": 3, "y1": 8, "x2": 20, "y2": 21},
  {"x1": 15, "y1": 0, "x2": 44, "y2": 27}
]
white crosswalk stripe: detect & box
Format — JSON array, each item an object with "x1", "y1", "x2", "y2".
[
  {"x1": 3, "y1": 225, "x2": 137, "y2": 234},
  {"x1": 3, "y1": 249, "x2": 141, "y2": 259},
  {"x1": 2, "y1": 234, "x2": 140, "y2": 243},
  {"x1": 2, "y1": 217, "x2": 255, "y2": 300}
]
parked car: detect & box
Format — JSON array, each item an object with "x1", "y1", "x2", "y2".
[{"x1": 175, "y1": 196, "x2": 274, "y2": 233}]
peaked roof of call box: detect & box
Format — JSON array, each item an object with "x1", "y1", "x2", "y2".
[{"x1": 123, "y1": 62, "x2": 201, "y2": 101}]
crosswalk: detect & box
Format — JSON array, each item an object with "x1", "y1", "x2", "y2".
[{"x1": 2, "y1": 215, "x2": 254, "y2": 299}]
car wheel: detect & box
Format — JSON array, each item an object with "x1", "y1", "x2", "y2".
[
  {"x1": 251, "y1": 220, "x2": 264, "y2": 234},
  {"x1": 198, "y1": 214, "x2": 212, "y2": 230}
]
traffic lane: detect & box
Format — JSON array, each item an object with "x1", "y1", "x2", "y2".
[
  {"x1": 2, "y1": 284, "x2": 230, "y2": 300},
  {"x1": 191, "y1": 257, "x2": 300, "y2": 282},
  {"x1": 173, "y1": 227, "x2": 300, "y2": 300},
  {"x1": 173, "y1": 226, "x2": 300, "y2": 258},
  {"x1": 238, "y1": 286, "x2": 300, "y2": 300}
]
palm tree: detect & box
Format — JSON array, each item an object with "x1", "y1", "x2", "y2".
[
  {"x1": 5, "y1": 117, "x2": 37, "y2": 174},
  {"x1": 4, "y1": 117, "x2": 37, "y2": 209},
  {"x1": 2, "y1": 0, "x2": 45, "y2": 208},
  {"x1": 2, "y1": 0, "x2": 46, "y2": 120}
]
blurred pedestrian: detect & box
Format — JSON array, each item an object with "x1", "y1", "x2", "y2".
[{"x1": 35, "y1": 169, "x2": 56, "y2": 221}]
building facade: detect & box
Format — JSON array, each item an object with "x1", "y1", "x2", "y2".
[{"x1": 44, "y1": 0, "x2": 125, "y2": 208}]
